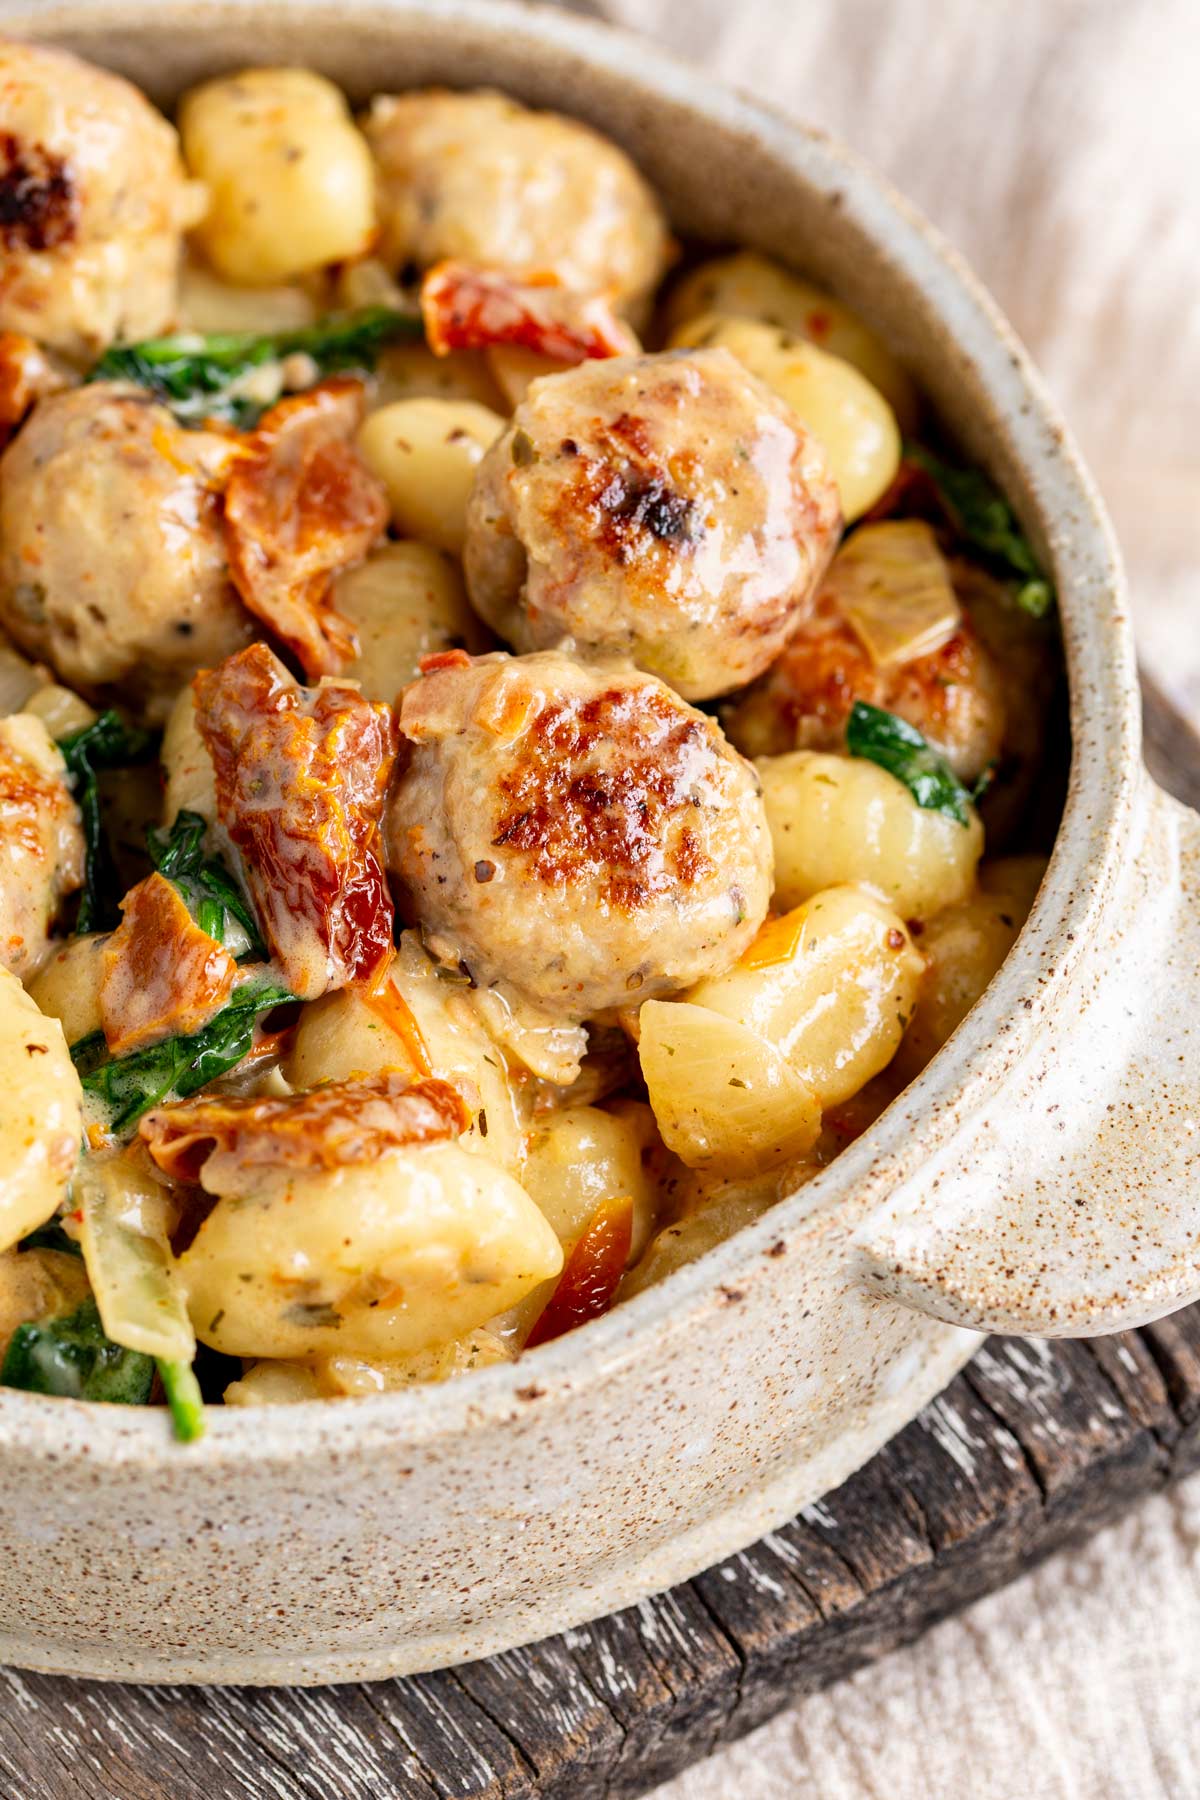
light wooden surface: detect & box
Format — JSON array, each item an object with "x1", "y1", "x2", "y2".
[{"x1": 2, "y1": 676, "x2": 1197, "y2": 1800}]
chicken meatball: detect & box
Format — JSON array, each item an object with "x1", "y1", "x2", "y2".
[
  {"x1": 363, "y1": 89, "x2": 671, "y2": 321},
  {"x1": 0, "y1": 710, "x2": 83, "y2": 978},
  {"x1": 0, "y1": 41, "x2": 203, "y2": 358},
  {"x1": 387, "y1": 650, "x2": 772, "y2": 1020},
  {"x1": 0, "y1": 383, "x2": 254, "y2": 723},
  {"x1": 464, "y1": 349, "x2": 841, "y2": 702},
  {"x1": 724, "y1": 572, "x2": 1007, "y2": 782}
]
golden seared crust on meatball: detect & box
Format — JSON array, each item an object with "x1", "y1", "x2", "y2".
[
  {"x1": 0, "y1": 40, "x2": 203, "y2": 358},
  {"x1": 363, "y1": 89, "x2": 671, "y2": 320},
  {"x1": 724, "y1": 576, "x2": 1007, "y2": 781},
  {"x1": 0, "y1": 383, "x2": 254, "y2": 724},
  {"x1": 387, "y1": 650, "x2": 772, "y2": 1019},
  {"x1": 0, "y1": 710, "x2": 83, "y2": 978},
  {"x1": 464, "y1": 348, "x2": 841, "y2": 703}
]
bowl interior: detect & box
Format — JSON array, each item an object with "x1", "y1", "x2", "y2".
[{"x1": 0, "y1": 0, "x2": 1137, "y2": 1453}]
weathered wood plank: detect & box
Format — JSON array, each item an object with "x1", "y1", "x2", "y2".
[{"x1": 2, "y1": 673, "x2": 1197, "y2": 1800}]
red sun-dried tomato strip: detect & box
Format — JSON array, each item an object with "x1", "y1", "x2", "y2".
[
  {"x1": 99, "y1": 871, "x2": 237, "y2": 1056},
  {"x1": 525, "y1": 1194, "x2": 634, "y2": 1349},
  {"x1": 193, "y1": 642, "x2": 398, "y2": 1001},
  {"x1": 420, "y1": 261, "x2": 638, "y2": 364},
  {"x1": 140, "y1": 1069, "x2": 469, "y2": 1191},
  {"x1": 222, "y1": 377, "x2": 387, "y2": 681}
]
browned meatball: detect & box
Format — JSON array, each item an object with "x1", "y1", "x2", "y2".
[
  {"x1": 463, "y1": 348, "x2": 841, "y2": 702},
  {"x1": 386, "y1": 650, "x2": 772, "y2": 1020},
  {"x1": 0, "y1": 384, "x2": 254, "y2": 723},
  {"x1": 724, "y1": 569, "x2": 1007, "y2": 781},
  {"x1": 0, "y1": 711, "x2": 83, "y2": 978},
  {"x1": 363, "y1": 89, "x2": 671, "y2": 322},
  {"x1": 0, "y1": 41, "x2": 202, "y2": 358}
]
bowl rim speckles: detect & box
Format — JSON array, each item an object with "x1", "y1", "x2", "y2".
[{"x1": 1, "y1": 0, "x2": 1197, "y2": 1689}]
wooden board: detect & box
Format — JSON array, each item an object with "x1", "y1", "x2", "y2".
[{"x1": 3, "y1": 673, "x2": 1198, "y2": 1800}]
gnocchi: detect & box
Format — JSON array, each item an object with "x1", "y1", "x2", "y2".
[
  {"x1": 179, "y1": 69, "x2": 376, "y2": 284},
  {"x1": 620, "y1": 1176, "x2": 781, "y2": 1301},
  {"x1": 333, "y1": 542, "x2": 491, "y2": 704},
  {"x1": 27, "y1": 931, "x2": 108, "y2": 1048},
  {"x1": 685, "y1": 886, "x2": 925, "y2": 1108},
  {"x1": 357, "y1": 397, "x2": 506, "y2": 554},
  {"x1": 284, "y1": 930, "x2": 527, "y2": 1177},
  {"x1": 757, "y1": 750, "x2": 984, "y2": 919},
  {"x1": 660, "y1": 251, "x2": 919, "y2": 429},
  {"x1": 179, "y1": 1144, "x2": 562, "y2": 1360}
]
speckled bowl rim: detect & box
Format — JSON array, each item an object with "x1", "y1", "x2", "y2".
[{"x1": 0, "y1": 0, "x2": 1134, "y2": 1464}]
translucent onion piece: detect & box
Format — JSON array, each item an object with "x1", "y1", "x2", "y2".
[
  {"x1": 831, "y1": 519, "x2": 960, "y2": 668},
  {"x1": 638, "y1": 1000, "x2": 821, "y2": 1174},
  {"x1": 77, "y1": 1154, "x2": 195, "y2": 1363},
  {"x1": 0, "y1": 638, "x2": 44, "y2": 717}
]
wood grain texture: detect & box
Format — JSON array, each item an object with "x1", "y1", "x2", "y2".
[{"x1": 2, "y1": 675, "x2": 1197, "y2": 1800}]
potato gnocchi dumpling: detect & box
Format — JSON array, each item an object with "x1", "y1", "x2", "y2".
[
  {"x1": 179, "y1": 68, "x2": 376, "y2": 285},
  {"x1": 284, "y1": 929, "x2": 527, "y2": 1178},
  {"x1": 333, "y1": 541, "x2": 492, "y2": 704},
  {"x1": 180, "y1": 1143, "x2": 562, "y2": 1360},
  {"x1": 358, "y1": 397, "x2": 507, "y2": 554},
  {"x1": 26, "y1": 930, "x2": 107, "y2": 1047},
  {"x1": 0, "y1": 41, "x2": 1060, "y2": 1426},
  {"x1": 639, "y1": 885, "x2": 923, "y2": 1173},
  {"x1": 659, "y1": 250, "x2": 920, "y2": 429},
  {"x1": 620, "y1": 1176, "x2": 782, "y2": 1301},
  {"x1": 757, "y1": 750, "x2": 984, "y2": 919}
]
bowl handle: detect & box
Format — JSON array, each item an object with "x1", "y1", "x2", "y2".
[{"x1": 854, "y1": 771, "x2": 1200, "y2": 1337}]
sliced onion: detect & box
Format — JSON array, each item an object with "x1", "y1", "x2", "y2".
[
  {"x1": 830, "y1": 519, "x2": 960, "y2": 668},
  {"x1": 0, "y1": 639, "x2": 44, "y2": 717},
  {"x1": 78, "y1": 1154, "x2": 195, "y2": 1363},
  {"x1": 638, "y1": 1000, "x2": 821, "y2": 1174}
]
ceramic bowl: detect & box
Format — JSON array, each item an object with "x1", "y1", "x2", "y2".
[{"x1": 0, "y1": 0, "x2": 1197, "y2": 1688}]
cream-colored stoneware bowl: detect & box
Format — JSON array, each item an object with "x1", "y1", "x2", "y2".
[{"x1": 0, "y1": 0, "x2": 1197, "y2": 1688}]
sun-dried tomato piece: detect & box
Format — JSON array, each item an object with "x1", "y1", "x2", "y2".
[
  {"x1": 0, "y1": 331, "x2": 67, "y2": 449},
  {"x1": 420, "y1": 261, "x2": 638, "y2": 364},
  {"x1": 99, "y1": 871, "x2": 237, "y2": 1056},
  {"x1": 140, "y1": 1069, "x2": 468, "y2": 1192},
  {"x1": 222, "y1": 377, "x2": 388, "y2": 681},
  {"x1": 193, "y1": 642, "x2": 398, "y2": 1001},
  {"x1": 524, "y1": 1194, "x2": 634, "y2": 1348}
]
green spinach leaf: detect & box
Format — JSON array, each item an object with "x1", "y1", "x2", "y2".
[
  {"x1": 17, "y1": 1221, "x2": 81, "y2": 1257},
  {"x1": 905, "y1": 442, "x2": 1054, "y2": 618},
  {"x1": 0, "y1": 1298, "x2": 154, "y2": 1404},
  {"x1": 58, "y1": 711, "x2": 158, "y2": 933},
  {"x1": 147, "y1": 809, "x2": 264, "y2": 959},
  {"x1": 847, "y1": 700, "x2": 975, "y2": 826},
  {"x1": 89, "y1": 305, "x2": 421, "y2": 428},
  {"x1": 72, "y1": 979, "x2": 294, "y2": 1136}
]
